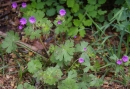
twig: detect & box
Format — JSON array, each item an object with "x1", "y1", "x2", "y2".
[{"x1": 0, "y1": 31, "x2": 48, "y2": 61}]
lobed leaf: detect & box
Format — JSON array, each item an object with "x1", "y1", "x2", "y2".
[
  {"x1": 27, "y1": 59, "x2": 42, "y2": 73},
  {"x1": 1, "y1": 31, "x2": 19, "y2": 53}
]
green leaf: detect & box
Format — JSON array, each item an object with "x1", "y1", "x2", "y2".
[
  {"x1": 1, "y1": 31, "x2": 19, "y2": 53},
  {"x1": 27, "y1": 59, "x2": 42, "y2": 73},
  {"x1": 36, "y1": 2, "x2": 44, "y2": 9},
  {"x1": 34, "y1": 10, "x2": 45, "y2": 20},
  {"x1": 97, "y1": 9, "x2": 107, "y2": 15},
  {"x1": 17, "y1": 84, "x2": 23, "y2": 89},
  {"x1": 81, "y1": 52, "x2": 91, "y2": 67},
  {"x1": 50, "y1": 53, "x2": 64, "y2": 67},
  {"x1": 87, "y1": 45, "x2": 96, "y2": 57},
  {"x1": 17, "y1": 83, "x2": 35, "y2": 89},
  {"x1": 88, "y1": 10, "x2": 97, "y2": 18},
  {"x1": 54, "y1": 40, "x2": 75, "y2": 62},
  {"x1": 88, "y1": 0, "x2": 96, "y2": 4},
  {"x1": 78, "y1": 13, "x2": 84, "y2": 20},
  {"x1": 98, "y1": 0, "x2": 106, "y2": 4},
  {"x1": 42, "y1": 19, "x2": 53, "y2": 34},
  {"x1": 68, "y1": 27, "x2": 78, "y2": 37},
  {"x1": 78, "y1": 82, "x2": 88, "y2": 89},
  {"x1": 24, "y1": 27, "x2": 41, "y2": 40},
  {"x1": 67, "y1": 0, "x2": 75, "y2": 7},
  {"x1": 83, "y1": 67, "x2": 90, "y2": 73},
  {"x1": 94, "y1": 4, "x2": 101, "y2": 10},
  {"x1": 56, "y1": 6, "x2": 64, "y2": 13},
  {"x1": 30, "y1": 30, "x2": 41, "y2": 40},
  {"x1": 89, "y1": 77, "x2": 103, "y2": 87},
  {"x1": 46, "y1": 8, "x2": 56, "y2": 16},
  {"x1": 109, "y1": 54, "x2": 119, "y2": 61},
  {"x1": 83, "y1": 19, "x2": 92, "y2": 26},
  {"x1": 79, "y1": 29, "x2": 86, "y2": 37},
  {"x1": 85, "y1": 5, "x2": 95, "y2": 12},
  {"x1": 68, "y1": 70, "x2": 77, "y2": 79},
  {"x1": 37, "y1": 0, "x2": 41, "y2": 2},
  {"x1": 72, "y1": 3, "x2": 79, "y2": 12},
  {"x1": 43, "y1": 66, "x2": 63, "y2": 85},
  {"x1": 75, "y1": 41, "x2": 89, "y2": 52},
  {"x1": 31, "y1": 2, "x2": 37, "y2": 9},
  {"x1": 126, "y1": 0, "x2": 130, "y2": 9},
  {"x1": 73, "y1": 19, "x2": 80, "y2": 27},
  {"x1": 58, "y1": 78, "x2": 79, "y2": 89},
  {"x1": 45, "y1": 0, "x2": 55, "y2": 6}
]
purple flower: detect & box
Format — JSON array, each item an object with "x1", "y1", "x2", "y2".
[
  {"x1": 29, "y1": 16, "x2": 36, "y2": 24},
  {"x1": 116, "y1": 59, "x2": 123, "y2": 65},
  {"x1": 122, "y1": 55, "x2": 129, "y2": 62},
  {"x1": 84, "y1": 48, "x2": 87, "y2": 51},
  {"x1": 20, "y1": 18, "x2": 27, "y2": 25},
  {"x1": 12, "y1": 2, "x2": 17, "y2": 9},
  {"x1": 78, "y1": 58, "x2": 84, "y2": 63},
  {"x1": 22, "y1": 2, "x2": 27, "y2": 8},
  {"x1": 59, "y1": 9, "x2": 66, "y2": 16},
  {"x1": 74, "y1": 36, "x2": 77, "y2": 38},
  {"x1": 57, "y1": 20, "x2": 62, "y2": 24},
  {"x1": 18, "y1": 25, "x2": 23, "y2": 30}
]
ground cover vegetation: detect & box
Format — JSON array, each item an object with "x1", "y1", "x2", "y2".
[{"x1": 0, "y1": 0, "x2": 130, "y2": 89}]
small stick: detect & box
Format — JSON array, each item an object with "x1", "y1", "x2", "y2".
[{"x1": 0, "y1": 31, "x2": 48, "y2": 61}]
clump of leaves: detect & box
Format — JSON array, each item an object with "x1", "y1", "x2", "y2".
[
  {"x1": 1, "y1": 31, "x2": 20, "y2": 53},
  {"x1": 27, "y1": 59, "x2": 42, "y2": 73},
  {"x1": 43, "y1": 66, "x2": 63, "y2": 85},
  {"x1": 85, "y1": 0, "x2": 107, "y2": 22},
  {"x1": 58, "y1": 78, "x2": 79, "y2": 89},
  {"x1": 24, "y1": 27, "x2": 41, "y2": 40},
  {"x1": 17, "y1": 83, "x2": 35, "y2": 89},
  {"x1": 58, "y1": 70, "x2": 79, "y2": 89},
  {"x1": 54, "y1": 40, "x2": 75, "y2": 62}
]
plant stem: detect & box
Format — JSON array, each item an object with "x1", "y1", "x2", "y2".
[
  {"x1": 16, "y1": 41, "x2": 48, "y2": 61},
  {"x1": 67, "y1": 59, "x2": 78, "y2": 72},
  {"x1": 39, "y1": 38, "x2": 50, "y2": 56},
  {"x1": 117, "y1": 30, "x2": 125, "y2": 58}
]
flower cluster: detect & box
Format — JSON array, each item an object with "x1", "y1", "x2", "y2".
[
  {"x1": 56, "y1": 9, "x2": 66, "y2": 25},
  {"x1": 116, "y1": 55, "x2": 129, "y2": 65},
  {"x1": 13, "y1": 2, "x2": 36, "y2": 30},
  {"x1": 12, "y1": 2, "x2": 27, "y2": 9},
  {"x1": 19, "y1": 16, "x2": 36, "y2": 30}
]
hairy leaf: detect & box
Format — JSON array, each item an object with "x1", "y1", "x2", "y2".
[
  {"x1": 17, "y1": 83, "x2": 35, "y2": 89},
  {"x1": 24, "y1": 27, "x2": 41, "y2": 40},
  {"x1": 54, "y1": 40, "x2": 75, "y2": 62},
  {"x1": 68, "y1": 70, "x2": 77, "y2": 79},
  {"x1": 2, "y1": 31, "x2": 19, "y2": 53},
  {"x1": 68, "y1": 27, "x2": 78, "y2": 37},
  {"x1": 27, "y1": 59, "x2": 42, "y2": 73},
  {"x1": 58, "y1": 78, "x2": 79, "y2": 89},
  {"x1": 75, "y1": 41, "x2": 88, "y2": 52},
  {"x1": 43, "y1": 66, "x2": 63, "y2": 85}
]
